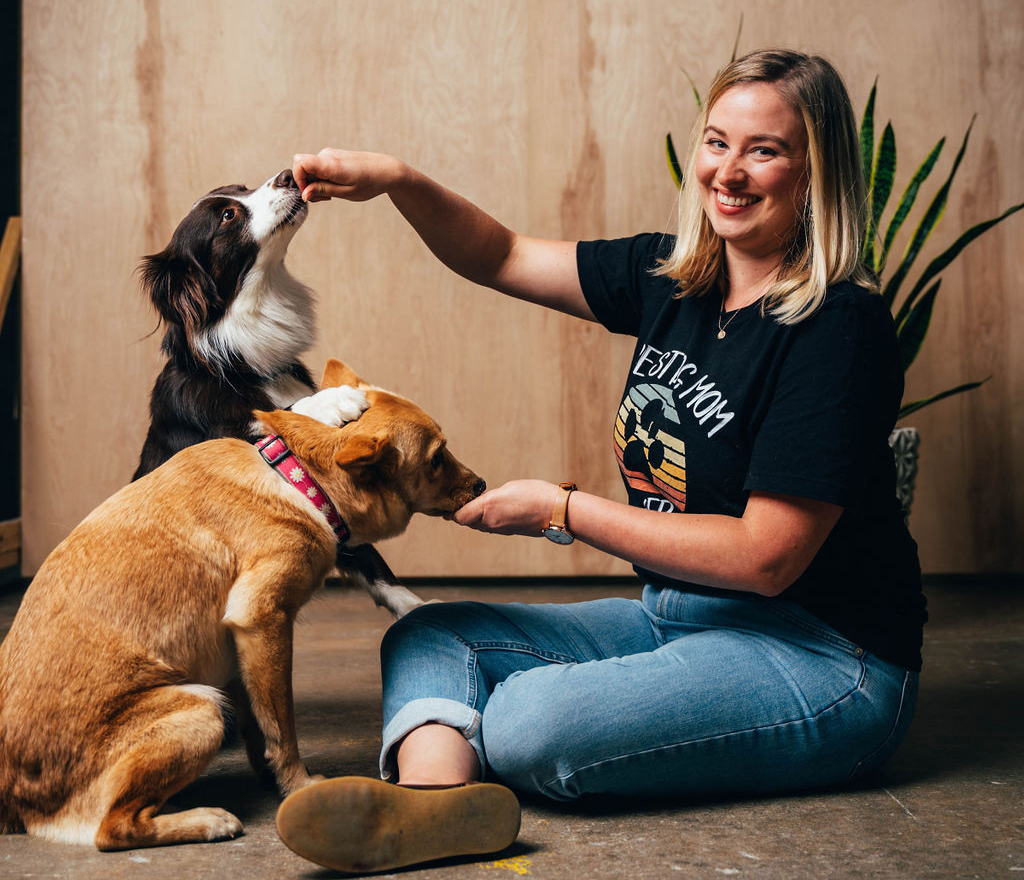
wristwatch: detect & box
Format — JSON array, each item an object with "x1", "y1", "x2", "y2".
[{"x1": 542, "y1": 482, "x2": 577, "y2": 545}]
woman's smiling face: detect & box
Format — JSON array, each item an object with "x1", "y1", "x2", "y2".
[{"x1": 695, "y1": 81, "x2": 809, "y2": 261}]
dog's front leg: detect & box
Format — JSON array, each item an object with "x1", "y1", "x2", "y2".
[
  {"x1": 231, "y1": 620, "x2": 320, "y2": 796},
  {"x1": 339, "y1": 544, "x2": 430, "y2": 618},
  {"x1": 223, "y1": 576, "x2": 321, "y2": 797}
]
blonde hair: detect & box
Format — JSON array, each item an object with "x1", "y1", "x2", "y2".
[{"x1": 657, "y1": 49, "x2": 876, "y2": 323}]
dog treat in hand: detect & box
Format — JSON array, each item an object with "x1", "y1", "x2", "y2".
[{"x1": 291, "y1": 385, "x2": 369, "y2": 426}]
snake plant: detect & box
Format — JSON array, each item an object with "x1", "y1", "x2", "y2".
[
  {"x1": 666, "y1": 83, "x2": 1023, "y2": 421},
  {"x1": 859, "y1": 82, "x2": 1023, "y2": 418}
]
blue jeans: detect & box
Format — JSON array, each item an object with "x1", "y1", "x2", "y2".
[{"x1": 379, "y1": 585, "x2": 917, "y2": 801}]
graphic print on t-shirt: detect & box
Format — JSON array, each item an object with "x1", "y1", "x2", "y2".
[{"x1": 613, "y1": 384, "x2": 686, "y2": 511}]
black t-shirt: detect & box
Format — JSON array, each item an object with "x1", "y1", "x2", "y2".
[{"x1": 577, "y1": 233, "x2": 926, "y2": 671}]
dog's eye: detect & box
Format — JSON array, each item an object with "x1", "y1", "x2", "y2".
[
  {"x1": 430, "y1": 450, "x2": 445, "y2": 470},
  {"x1": 221, "y1": 208, "x2": 236, "y2": 223}
]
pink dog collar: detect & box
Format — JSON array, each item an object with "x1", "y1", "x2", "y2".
[{"x1": 256, "y1": 434, "x2": 351, "y2": 544}]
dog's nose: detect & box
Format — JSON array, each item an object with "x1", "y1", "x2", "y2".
[
  {"x1": 274, "y1": 169, "x2": 297, "y2": 189},
  {"x1": 471, "y1": 479, "x2": 486, "y2": 498}
]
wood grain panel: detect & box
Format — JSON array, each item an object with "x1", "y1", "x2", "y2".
[{"x1": 20, "y1": 0, "x2": 1024, "y2": 577}]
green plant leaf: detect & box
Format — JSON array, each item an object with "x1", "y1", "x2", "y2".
[
  {"x1": 859, "y1": 80, "x2": 877, "y2": 192},
  {"x1": 883, "y1": 118, "x2": 975, "y2": 308},
  {"x1": 896, "y1": 279, "x2": 940, "y2": 371},
  {"x1": 729, "y1": 14, "x2": 744, "y2": 63},
  {"x1": 893, "y1": 200, "x2": 1024, "y2": 327},
  {"x1": 670, "y1": 59, "x2": 703, "y2": 189},
  {"x1": 666, "y1": 133, "x2": 683, "y2": 188},
  {"x1": 877, "y1": 138, "x2": 945, "y2": 289},
  {"x1": 680, "y1": 65, "x2": 703, "y2": 111},
  {"x1": 865, "y1": 122, "x2": 896, "y2": 269},
  {"x1": 898, "y1": 377, "x2": 990, "y2": 421}
]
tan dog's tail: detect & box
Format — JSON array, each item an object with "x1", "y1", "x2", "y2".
[
  {"x1": 0, "y1": 732, "x2": 27, "y2": 833},
  {"x1": 0, "y1": 811, "x2": 26, "y2": 834}
]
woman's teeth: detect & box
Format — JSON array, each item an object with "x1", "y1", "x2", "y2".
[{"x1": 717, "y1": 192, "x2": 761, "y2": 207}]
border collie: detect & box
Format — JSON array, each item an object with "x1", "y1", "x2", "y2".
[
  {"x1": 133, "y1": 169, "x2": 316, "y2": 480},
  {"x1": 132, "y1": 170, "x2": 423, "y2": 617}
]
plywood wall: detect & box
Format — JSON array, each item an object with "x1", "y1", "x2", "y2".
[{"x1": 20, "y1": 0, "x2": 1024, "y2": 577}]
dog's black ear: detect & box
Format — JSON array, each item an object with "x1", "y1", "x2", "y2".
[{"x1": 138, "y1": 250, "x2": 221, "y2": 341}]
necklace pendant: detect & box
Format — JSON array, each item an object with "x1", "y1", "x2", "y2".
[{"x1": 717, "y1": 329, "x2": 726, "y2": 340}]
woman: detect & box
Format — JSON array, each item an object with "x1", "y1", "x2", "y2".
[{"x1": 276, "y1": 49, "x2": 926, "y2": 874}]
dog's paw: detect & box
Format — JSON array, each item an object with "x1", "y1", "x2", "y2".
[
  {"x1": 291, "y1": 385, "x2": 369, "y2": 426},
  {"x1": 199, "y1": 807, "x2": 245, "y2": 842},
  {"x1": 391, "y1": 596, "x2": 445, "y2": 618},
  {"x1": 278, "y1": 765, "x2": 325, "y2": 797},
  {"x1": 149, "y1": 806, "x2": 243, "y2": 843}
]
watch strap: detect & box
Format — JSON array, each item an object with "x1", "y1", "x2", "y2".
[{"x1": 547, "y1": 481, "x2": 577, "y2": 532}]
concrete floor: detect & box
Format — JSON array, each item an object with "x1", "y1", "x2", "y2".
[{"x1": 0, "y1": 578, "x2": 1021, "y2": 879}]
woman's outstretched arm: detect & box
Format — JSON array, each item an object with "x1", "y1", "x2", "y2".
[{"x1": 292, "y1": 149, "x2": 595, "y2": 320}]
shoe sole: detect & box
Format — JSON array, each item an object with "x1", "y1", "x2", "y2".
[{"x1": 276, "y1": 777, "x2": 521, "y2": 873}]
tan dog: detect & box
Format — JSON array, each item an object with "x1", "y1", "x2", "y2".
[{"x1": 0, "y1": 360, "x2": 483, "y2": 850}]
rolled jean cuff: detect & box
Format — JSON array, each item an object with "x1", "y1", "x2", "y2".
[{"x1": 379, "y1": 698, "x2": 485, "y2": 782}]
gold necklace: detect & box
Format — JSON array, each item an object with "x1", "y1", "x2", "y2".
[
  {"x1": 717, "y1": 305, "x2": 741, "y2": 339},
  {"x1": 716, "y1": 278, "x2": 775, "y2": 340}
]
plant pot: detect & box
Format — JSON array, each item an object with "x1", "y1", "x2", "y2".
[{"x1": 889, "y1": 426, "x2": 920, "y2": 516}]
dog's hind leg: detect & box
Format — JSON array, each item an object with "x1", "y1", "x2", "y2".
[
  {"x1": 339, "y1": 544, "x2": 430, "y2": 618},
  {"x1": 93, "y1": 684, "x2": 242, "y2": 851},
  {"x1": 223, "y1": 677, "x2": 274, "y2": 786}
]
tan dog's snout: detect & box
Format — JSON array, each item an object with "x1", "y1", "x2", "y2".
[
  {"x1": 422, "y1": 446, "x2": 485, "y2": 518},
  {"x1": 448, "y1": 472, "x2": 486, "y2": 514}
]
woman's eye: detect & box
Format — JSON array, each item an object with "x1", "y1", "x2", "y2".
[{"x1": 221, "y1": 208, "x2": 236, "y2": 222}]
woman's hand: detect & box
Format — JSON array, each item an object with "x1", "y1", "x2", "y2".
[
  {"x1": 291, "y1": 149, "x2": 405, "y2": 203},
  {"x1": 453, "y1": 480, "x2": 560, "y2": 537}
]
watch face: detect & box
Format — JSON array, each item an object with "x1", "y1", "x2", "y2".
[{"x1": 543, "y1": 527, "x2": 574, "y2": 545}]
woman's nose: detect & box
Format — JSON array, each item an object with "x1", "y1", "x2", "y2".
[{"x1": 716, "y1": 151, "x2": 746, "y2": 185}]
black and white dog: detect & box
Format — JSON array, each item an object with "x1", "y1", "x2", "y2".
[
  {"x1": 133, "y1": 169, "x2": 424, "y2": 617},
  {"x1": 134, "y1": 169, "x2": 317, "y2": 480}
]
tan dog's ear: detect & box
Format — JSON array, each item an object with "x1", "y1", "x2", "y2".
[
  {"x1": 254, "y1": 408, "x2": 286, "y2": 436},
  {"x1": 335, "y1": 432, "x2": 390, "y2": 470},
  {"x1": 254, "y1": 409, "x2": 343, "y2": 465},
  {"x1": 321, "y1": 359, "x2": 364, "y2": 389}
]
